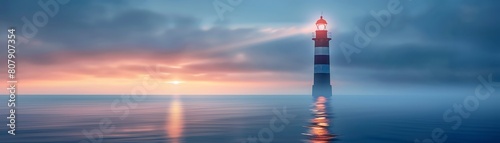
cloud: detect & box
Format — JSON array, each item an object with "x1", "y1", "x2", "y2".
[
  {"x1": 1, "y1": 1, "x2": 311, "y2": 90},
  {"x1": 328, "y1": 0, "x2": 500, "y2": 85}
]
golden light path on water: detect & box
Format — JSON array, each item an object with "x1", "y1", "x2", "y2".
[
  {"x1": 167, "y1": 95, "x2": 184, "y2": 143},
  {"x1": 304, "y1": 96, "x2": 336, "y2": 142}
]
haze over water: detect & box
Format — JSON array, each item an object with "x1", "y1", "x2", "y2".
[{"x1": 1, "y1": 94, "x2": 499, "y2": 143}]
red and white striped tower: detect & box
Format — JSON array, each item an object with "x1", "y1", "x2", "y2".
[{"x1": 312, "y1": 16, "x2": 332, "y2": 97}]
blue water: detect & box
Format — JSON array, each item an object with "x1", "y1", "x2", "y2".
[{"x1": 0, "y1": 94, "x2": 499, "y2": 143}]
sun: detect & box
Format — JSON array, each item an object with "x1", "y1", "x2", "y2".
[{"x1": 168, "y1": 81, "x2": 182, "y2": 85}]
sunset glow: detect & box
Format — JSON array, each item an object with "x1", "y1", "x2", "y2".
[{"x1": 168, "y1": 81, "x2": 183, "y2": 85}]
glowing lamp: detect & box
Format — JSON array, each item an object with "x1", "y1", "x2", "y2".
[{"x1": 315, "y1": 16, "x2": 328, "y2": 30}]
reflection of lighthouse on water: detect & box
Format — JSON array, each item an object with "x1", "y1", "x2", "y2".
[{"x1": 303, "y1": 96, "x2": 336, "y2": 142}]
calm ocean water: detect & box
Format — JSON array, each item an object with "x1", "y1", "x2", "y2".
[{"x1": 0, "y1": 95, "x2": 499, "y2": 143}]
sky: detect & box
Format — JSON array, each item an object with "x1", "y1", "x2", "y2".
[{"x1": 0, "y1": 0, "x2": 499, "y2": 95}]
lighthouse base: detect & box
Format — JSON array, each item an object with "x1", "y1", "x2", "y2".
[{"x1": 312, "y1": 85, "x2": 332, "y2": 97}]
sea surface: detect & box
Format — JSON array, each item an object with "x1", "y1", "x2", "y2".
[{"x1": 0, "y1": 94, "x2": 499, "y2": 143}]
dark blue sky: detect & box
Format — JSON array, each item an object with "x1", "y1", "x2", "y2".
[{"x1": 1, "y1": 0, "x2": 499, "y2": 95}]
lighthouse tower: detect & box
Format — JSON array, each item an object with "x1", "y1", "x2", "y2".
[{"x1": 312, "y1": 16, "x2": 332, "y2": 97}]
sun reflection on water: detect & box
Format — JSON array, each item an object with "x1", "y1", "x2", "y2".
[{"x1": 167, "y1": 97, "x2": 184, "y2": 143}]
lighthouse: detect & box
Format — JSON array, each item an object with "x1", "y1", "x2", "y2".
[{"x1": 312, "y1": 16, "x2": 332, "y2": 97}]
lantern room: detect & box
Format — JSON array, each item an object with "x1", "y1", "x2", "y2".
[{"x1": 316, "y1": 16, "x2": 328, "y2": 30}]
